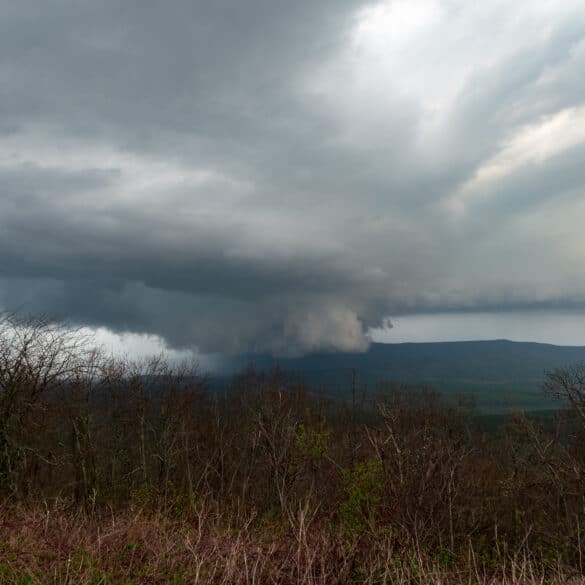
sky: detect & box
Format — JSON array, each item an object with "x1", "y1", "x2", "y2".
[{"x1": 1, "y1": 0, "x2": 585, "y2": 358}]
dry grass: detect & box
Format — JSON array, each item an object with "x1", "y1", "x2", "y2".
[{"x1": 1, "y1": 503, "x2": 583, "y2": 585}]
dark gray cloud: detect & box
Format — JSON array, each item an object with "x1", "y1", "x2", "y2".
[{"x1": 1, "y1": 0, "x2": 585, "y2": 354}]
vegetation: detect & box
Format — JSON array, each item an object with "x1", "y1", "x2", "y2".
[
  {"x1": 222, "y1": 339, "x2": 585, "y2": 412},
  {"x1": 2, "y1": 313, "x2": 585, "y2": 584}
]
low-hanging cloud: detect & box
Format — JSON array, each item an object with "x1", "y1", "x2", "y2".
[{"x1": 1, "y1": 0, "x2": 584, "y2": 354}]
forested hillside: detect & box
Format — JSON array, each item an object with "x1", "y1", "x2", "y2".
[{"x1": 222, "y1": 340, "x2": 585, "y2": 411}]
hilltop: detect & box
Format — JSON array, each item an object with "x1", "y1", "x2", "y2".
[{"x1": 221, "y1": 339, "x2": 585, "y2": 412}]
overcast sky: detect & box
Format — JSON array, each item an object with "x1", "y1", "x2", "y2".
[{"x1": 2, "y1": 0, "x2": 585, "y2": 356}]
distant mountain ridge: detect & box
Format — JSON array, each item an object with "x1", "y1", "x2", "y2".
[{"x1": 220, "y1": 340, "x2": 585, "y2": 412}]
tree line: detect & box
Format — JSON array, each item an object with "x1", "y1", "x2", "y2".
[{"x1": 2, "y1": 312, "x2": 585, "y2": 569}]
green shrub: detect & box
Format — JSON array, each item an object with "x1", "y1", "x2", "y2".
[
  {"x1": 338, "y1": 458, "x2": 383, "y2": 532},
  {"x1": 295, "y1": 421, "x2": 331, "y2": 459}
]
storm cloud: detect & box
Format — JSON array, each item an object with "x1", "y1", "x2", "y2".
[{"x1": 1, "y1": 0, "x2": 585, "y2": 354}]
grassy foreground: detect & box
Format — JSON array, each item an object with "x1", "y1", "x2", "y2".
[{"x1": 1, "y1": 503, "x2": 584, "y2": 585}]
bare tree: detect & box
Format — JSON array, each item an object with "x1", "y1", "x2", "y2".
[
  {"x1": 0, "y1": 312, "x2": 91, "y2": 498},
  {"x1": 544, "y1": 363, "x2": 585, "y2": 425}
]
